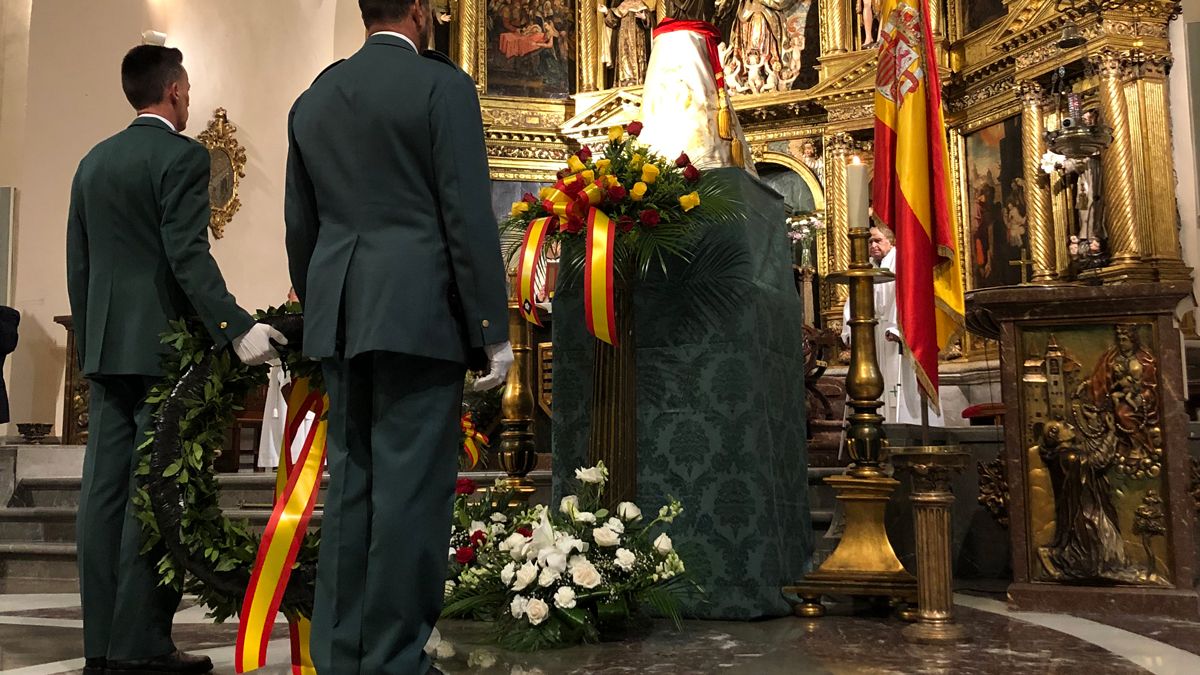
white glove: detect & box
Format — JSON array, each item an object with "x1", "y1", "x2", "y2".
[
  {"x1": 232, "y1": 323, "x2": 287, "y2": 366},
  {"x1": 473, "y1": 341, "x2": 514, "y2": 391}
]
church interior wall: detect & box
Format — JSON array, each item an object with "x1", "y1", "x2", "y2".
[{"x1": 0, "y1": 0, "x2": 364, "y2": 437}]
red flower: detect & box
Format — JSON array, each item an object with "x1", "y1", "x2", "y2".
[
  {"x1": 455, "y1": 478, "x2": 477, "y2": 496},
  {"x1": 675, "y1": 152, "x2": 691, "y2": 168},
  {"x1": 564, "y1": 215, "x2": 585, "y2": 234},
  {"x1": 522, "y1": 192, "x2": 538, "y2": 204},
  {"x1": 627, "y1": 121, "x2": 644, "y2": 137},
  {"x1": 557, "y1": 168, "x2": 570, "y2": 179},
  {"x1": 546, "y1": 218, "x2": 560, "y2": 235},
  {"x1": 577, "y1": 146, "x2": 593, "y2": 161},
  {"x1": 617, "y1": 215, "x2": 636, "y2": 233},
  {"x1": 684, "y1": 165, "x2": 701, "y2": 183},
  {"x1": 639, "y1": 209, "x2": 661, "y2": 227},
  {"x1": 563, "y1": 180, "x2": 585, "y2": 198},
  {"x1": 517, "y1": 526, "x2": 533, "y2": 538},
  {"x1": 608, "y1": 185, "x2": 628, "y2": 202},
  {"x1": 470, "y1": 530, "x2": 488, "y2": 547},
  {"x1": 455, "y1": 547, "x2": 476, "y2": 564}
]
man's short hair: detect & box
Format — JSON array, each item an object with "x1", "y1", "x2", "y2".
[
  {"x1": 871, "y1": 223, "x2": 896, "y2": 244},
  {"x1": 121, "y1": 45, "x2": 184, "y2": 110},
  {"x1": 360, "y1": 0, "x2": 418, "y2": 26}
]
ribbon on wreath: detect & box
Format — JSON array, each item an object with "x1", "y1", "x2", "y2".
[
  {"x1": 235, "y1": 378, "x2": 328, "y2": 675},
  {"x1": 516, "y1": 173, "x2": 619, "y2": 345},
  {"x1": 460, "y1": 413, "x2": 488, "y2": 470}
]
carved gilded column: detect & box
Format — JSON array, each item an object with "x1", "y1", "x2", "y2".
[
  {"x1": 819, "y1": 0, "x2": 853, "y2": 57},
  {"x1": 457, "y1": 0, "x2": 486, "y2": 89},
  {"x1": 1093, "y1": 51, "x2": 1144, "y2": 278},
  {"x1": 824, "y1": 133, "x2": 852, "y2": 321},
  {"x1": 1020, "y1": 82, "x2": 1057, "y2": 283},
  {"x1": 1126, "y1": 51, "x2": 1190, "y2": 281},
  {"x1": 578, "y1": 1, "x2": 599, "y2": 92}
]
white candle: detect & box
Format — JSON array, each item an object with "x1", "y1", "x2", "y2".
[{"x1": 846, "y1": 157, "x2": 870, "y2": 230}]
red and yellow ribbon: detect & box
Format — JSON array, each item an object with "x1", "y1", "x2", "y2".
[
  {"x1": 235, "y1": 377, "x2": 328, "y2": 674},
  {"x1": 461, "y1": 413, "x2": 488, "y2": 470},
  {"x1": 517, "y1": 172, "x2": 619, "y2": 345}
]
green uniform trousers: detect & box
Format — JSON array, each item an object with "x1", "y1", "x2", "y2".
[
  {"x1": 312, "y1": 351, "x2": 465, "y2": 675},
  {"x1": 77, "y1": 375, "x2": 182, "y2": 660}
]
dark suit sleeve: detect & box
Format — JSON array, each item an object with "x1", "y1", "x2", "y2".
[
  {"x1": 429, "y1": 72, "x2": 510, "y2": 348},
  {"x1": 65, "y1": 169, "x2": 88, "y2": 368},
  {"x1": 284, "y1": 101, "x2": 318, "y2": 307},
  {"x1": 159, "y1": 142, "x2": 253, "y2": 346}
]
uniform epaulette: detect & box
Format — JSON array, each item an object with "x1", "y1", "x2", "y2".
[
  {"x1": 312, "y1": 59, "x2": 345, "y2": 85},
  {"x1": 422, "y1": 50, "x2": 456, "y2": 68}
]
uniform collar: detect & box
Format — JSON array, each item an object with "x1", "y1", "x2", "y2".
[
  {"x1": 131, "y1": 113, "x2": 177, "y2": 132},
  {"x1": 368, "y1": 31, "x2": 418, "y2": 53}
]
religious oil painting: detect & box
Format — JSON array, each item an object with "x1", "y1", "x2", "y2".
[
  {"x1": 964, "y1": 117, "x2": 1027, "y2": 289},
  {"x1": 1019, "y1": 323, "x2": 1171, "y2": 587},
  {"x1": 965, "y1": 0, "x2": 1007, "y2": 34},
  {"x1": 488, "y1": 0, "x2": 577, "y2": 99},
  {"x1": 718, "y1": 0, "x2": 821, "y2": 95}
]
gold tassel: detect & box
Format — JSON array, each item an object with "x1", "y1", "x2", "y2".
[
  {"x1": 731, "y1": 138, "x2": 744, "y2": 167},
  {"x1": 717, "y1": 90, "x2": 733, "y2": 140}
]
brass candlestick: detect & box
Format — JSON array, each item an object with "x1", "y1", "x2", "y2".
[
  {"x1": 497, "y1": 277, "x2": 537, "y2": 500},
  {"x1": 891, "y1": 446, "x2": 970, "y2": 643},
  {"x1": 784, "y1": 226, "x2": 916, "y2": 618}
]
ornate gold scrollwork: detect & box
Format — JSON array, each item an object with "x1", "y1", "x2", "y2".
[
  {"x1": 196, "y1": 108, "x2": 246, "y2": 239},
  {"x1": 536, "y1": 342, "x2": 553, "y2": 417}
]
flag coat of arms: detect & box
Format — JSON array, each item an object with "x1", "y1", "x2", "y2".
[{"x1": 872, "y1": 0, "x2": 965, "y2": 410}]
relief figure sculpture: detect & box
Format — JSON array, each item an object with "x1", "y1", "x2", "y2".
[
  {"x1": 1083, "y1": 324, "x2": 1161, "y2": 479},
  {"x1": 600, "y1": 0, "x2": 652, "y2": 87}
]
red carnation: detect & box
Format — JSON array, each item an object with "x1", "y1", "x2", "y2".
[
  {"x1": 470, "y1": 530, "x2": 488, "y2": 547},
  {"x1": 517, "y1": 526, "x2": 533, "y2": 538},
  {"x1": 617, "y1": 215, "x2": 636, "y2": 233},
  {"x1": 564, "y1": 215, "x2": 585, "y2": 234},
  {"x1": 522, "y1": 192, "x2": 538, "y2": 204},
  {"x1": 608, "y1": 185, "x2": 628, "y2": 202},
  {"x1": 577, "y1": 146, "x2": 593, "y2": 161},
  {"x1": 684, "y1": 165, "x2": 701, "y2": 183},
  {"x1": 639, "y1": 209, "x2": 661, "y2": 227},
  {"x1": 627, "y1": 121, "x2": 644, "y2": 136},
  {"x1": 455, "y1": 478, "x2": 477, "y2": 496},
  {"x1": 675, "y1": 152, "x2": 691, "y2": 168},
  {"x1": 455, "y1": 547, "x2": 476, "y2": 564}
]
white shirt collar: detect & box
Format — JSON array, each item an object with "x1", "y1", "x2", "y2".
[
  {"x1": 136, "y1": 113, "x2": 176, "y2": 133},
  {"x1": 372, "y1": 31, "x2": 418, "y2": 52}
]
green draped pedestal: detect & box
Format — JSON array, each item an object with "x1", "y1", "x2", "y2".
[{"x1": 551, "y1": 168, "x2": 813, "y2": 619}]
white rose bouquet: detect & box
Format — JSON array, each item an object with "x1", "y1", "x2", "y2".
[{"x1": 441, "y1": 462, "x2": 689, "y2": 650}]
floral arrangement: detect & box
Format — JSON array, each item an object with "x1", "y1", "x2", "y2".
[
  {"x1": 442, "y1": 463, "x2": 689, "y2": 651},
  {"x1": 787, "y1": 211, "x2": 825, "y2": 270}
]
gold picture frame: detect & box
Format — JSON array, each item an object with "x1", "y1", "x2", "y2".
[{"x1": 196, "y1": 108, "x2": 246, "y2": 239}]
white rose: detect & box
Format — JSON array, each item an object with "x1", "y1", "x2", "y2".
[
  {"x1": 538, "y1": 566, "x2": 560, "y2": 587},
  {"x1": 541, "y1": 550, "x2": 568, "y2": 574},
  {"x1": 554, "y1": 586, "x2": 577, "y2": 609},
  {"x1": 614, "y1": 548, "x2": 637, "y2": 571},
  {"x1": 502, "y1": 532, "x2": 530, "y2": 561},
  {"x1": 575, "y1": 465, "x2": 607, "y2": 484},
  {"x1": 654, "y1": 533, "x2": 673, "y2": 556},
  {"x1": 491, "y1": 512, "x2": 508, "y2": 523},
  {"x1": 571, "y1": 559, "x2": 603, "y2": 589},
  {"x1": 513, "y1": 561, "x2": 538, "y2": 591},
  {"x1": 616, "y1": 502, "x2": 642, "y2": 522},
  {"x1": 559, "y1": 495, "x2": 579, "y2": 515},
  {"x1": 525, "y1": 597, "x2": 550, "y2": 626},
  {"x1": 573, "y1": 511, "x2": 597, "y2": 524},
  {"x1": 510, "y1": 595, "x2": 528, "y2": 619},
  {"x1": 592, "y1": 526, "x2": 621, "y2": 547},
  {"x1": 500, "y1": 561, "x2": 516, "y2": 586},
  {"x1": 605, "y1": 517, "x2": 625, "y2": 534}
]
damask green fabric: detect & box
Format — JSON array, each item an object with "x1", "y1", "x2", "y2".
[{"x1": 552, "y1": 168, "x2": 813, "y2": 620}]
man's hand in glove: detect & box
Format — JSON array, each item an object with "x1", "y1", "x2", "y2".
[
  {"x1": 232, "y1": 323, "x2": 288, "y2": 366},
  {"x1": 473, "y1": 341, "x2": 514, "y2": 391}
]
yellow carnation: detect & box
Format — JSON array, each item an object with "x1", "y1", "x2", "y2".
[
  {"x1": 608, "y1": 125, "x2": 625, "y2": 142},
  {"x1": 605, "y1": 175, "x2": 621, "y2": 188},
  {"x1": 679, "y1": 191, "x2": 701, "y2": 213},
  {"x1": 567, "y1": 155, "x2": 586, "y2": 173},
  {"x1": 582, "y1": 169, "x2": 596, "y2": 183},
  {"x1": 631, "y1": 182, "x2": 648, "y2": 201},
  {"x1": 641, "y1": 163, "x2": 661, "y2": 185},
  {"x1": 596, "y1": 159, "x2": 612, "y2": 174},
  {"x1": 511, "y1": 201, "x2": 531, "y2": 216}
]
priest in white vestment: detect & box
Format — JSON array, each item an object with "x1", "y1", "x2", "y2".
[{"x1": 841, "y1": 224, "x2": 944, "y2": 425}]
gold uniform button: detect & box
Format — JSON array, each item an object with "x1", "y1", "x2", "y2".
[
  {"x1": 219, "y1": 321, "x2": 228, "y2": 329},
  {"x1": 482, "y1": 320, "x2": 490, "y2": 328}
]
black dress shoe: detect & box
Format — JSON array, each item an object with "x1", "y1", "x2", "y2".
[
  {"x1": 105, "y1": 650, "x2": 212, "y2": 674},
  {"x1": 83, "y1": 657, "x2": 106, "y2": 675}
]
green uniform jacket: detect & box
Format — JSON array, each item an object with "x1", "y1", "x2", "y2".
[
  {"x1": 66, "y1": 117, "x2": 254, "y2": 377},
  {"x1": 285, "y1": 34, "x2": 509, "y2": 364}
]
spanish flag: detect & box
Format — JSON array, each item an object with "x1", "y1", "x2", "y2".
[{"x1": 873, "y1": 0, "x2": 964, "y2": 410}]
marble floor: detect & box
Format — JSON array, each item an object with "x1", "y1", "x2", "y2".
[{"x1": 2, "y1": 584, "x2": 1200, "y2": 674}]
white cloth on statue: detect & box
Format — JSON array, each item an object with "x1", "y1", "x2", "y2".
[
  {"x1": 258, "y1": 365, "x2": 315, "y2": 469},
  {"x1": 637, "y1": 29, "x2": 756, "y2": 175},
  {"x1": 840, "y1": 247, "x2": 944, "y2": 426}
]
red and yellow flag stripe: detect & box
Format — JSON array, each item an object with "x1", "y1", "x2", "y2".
[
  {"x1": 235, "y1": 378, "x2": 327, "y2": 674},
  {"x1": 516, "y1": 217, "x2": 554, "y2": 327},
  {"x1": 584, "y1": 208, "x2": 617, "y2": 346},
  {"x1": 873, "y1": 0, "x2": 964, "y2": 410}
]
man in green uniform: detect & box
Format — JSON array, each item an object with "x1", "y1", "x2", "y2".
[
  {"x1": 285, "y1": 1, "x2": 512, "y2": 672},
  {"x1": 66, "y1": 45, "x2": 284, "y2": 675}
]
